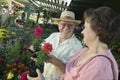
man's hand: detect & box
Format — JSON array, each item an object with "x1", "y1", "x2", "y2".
[
  {"x1": 47, "y1": 55, "x2": 66, "y2": 74},
  {"x1": 28, "y1": 45, "x2": 35, "y2": 52},
  {"x1": 27, "y1": 69, "x2": 44, "y2": 80}
]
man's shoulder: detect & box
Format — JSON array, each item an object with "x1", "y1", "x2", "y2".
[
  {"x1": 45, "y1": 32, "x2": 59, "y2": 41},
  {"x1": 70, "y1": 36, "x2": 82, "y2": 44},
  {"x1": 51, "y1": 32, "x2": 59, "y2": 35},
  {"x1": 50, "y1": 32, "x2": 59, "y2": 37}
]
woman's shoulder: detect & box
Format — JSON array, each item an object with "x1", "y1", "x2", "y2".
[
  {"x1": 86, "y1": 53, "x2": 113, "y2": 68},
  {"x1": 70, "y1": 48, "x2": 88, "y2": 61}
]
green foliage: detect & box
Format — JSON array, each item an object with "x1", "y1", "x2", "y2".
[
  {"x1": 0, "y1": 0, "x2": 8, "y2": 5},
  {"x1": 110, "y1": 39, "x2": 120, "y2": 50},
  {"x1": 36, "y1": 51, "x2": 48, "y2": 67}
]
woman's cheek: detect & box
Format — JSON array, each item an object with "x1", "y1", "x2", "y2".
[{"x1": 83, "y1": 37, "x2": 89, "y2": 46}]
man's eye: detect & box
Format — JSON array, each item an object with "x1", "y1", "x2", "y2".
[{"x1": 62, "y1": 24, "x2": 66, "y2": 26}]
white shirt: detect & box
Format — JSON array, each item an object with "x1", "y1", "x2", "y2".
[{"x1": 43, "y1": 32, "x2": 83, "y2": 80}]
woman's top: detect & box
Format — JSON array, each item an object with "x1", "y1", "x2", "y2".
[
  {"x1": 43, "y1": 32, "x2": 83, "y2": 80},
  {"x1": 61, "y1": 48, "x2": 118, "y2": 80}
]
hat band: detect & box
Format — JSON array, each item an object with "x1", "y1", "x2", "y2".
[{"x1": 60, "y1": 16, "x2": 74, "y2": 20}]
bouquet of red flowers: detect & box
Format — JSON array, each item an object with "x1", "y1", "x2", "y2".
[
  {"x1": 28, "y1": 26, "x2": 53, "y2": 77},
  {"x1": 32, "y1": 25, "x2": 53, "y2": 65}
]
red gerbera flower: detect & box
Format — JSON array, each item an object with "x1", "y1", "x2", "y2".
[{"x1": 42, "y1": 43, "x2": 53, "y2": 54}]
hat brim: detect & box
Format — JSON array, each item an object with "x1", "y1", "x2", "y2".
[{"x1": 52, "y1": 18, "x2": 81, "y2": 25}]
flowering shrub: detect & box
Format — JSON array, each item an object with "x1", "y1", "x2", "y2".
[
  {"x1": 5, "y1": 62, "x2": 28, "y2": 79},
  {"x1": 0, "y1": 39, "x2": 30, "y2": 79},
  {"x1": 0, "y1": 27, "x2": 33, "y2": 79},
  {"x1": 0, "y1": 25, "x2": 54, "y2": 79}
]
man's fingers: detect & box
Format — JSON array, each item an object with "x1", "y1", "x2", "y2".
[
  {"x1": 27, "y1": 74, "x2": 34, "y2": 80},
  {"x1": 36, "y1": 68, "x2": 41, "y2": 76}
]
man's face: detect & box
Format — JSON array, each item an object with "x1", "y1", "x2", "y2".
[{"x1": 58, "y1": 21, "x2": 76, "y2": 38}]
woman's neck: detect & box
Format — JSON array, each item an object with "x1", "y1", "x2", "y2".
[{"x1": 87, "y1": 40, "x2": 108, "y2": 55}]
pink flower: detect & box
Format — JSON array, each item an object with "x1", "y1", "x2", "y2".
[
  {"x1": 0, "y1": 60, "x2": 4, "y2": 64},
  {"x1": 34, "y1": 26, "x2": 43, "y2": 38},
  {"x1": 19, "y1": 73, "x2": 27, "y2": 80},
  {"x1": 22, "y1": 47, "x2": 28, "y2": 52},
  {"x1": 0, "y1": 55, "x2": 5, "y2": 64}
]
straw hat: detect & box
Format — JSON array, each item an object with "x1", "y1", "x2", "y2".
[{"x1": 52, "y1": 11, "x2": 81, "y2": 25}]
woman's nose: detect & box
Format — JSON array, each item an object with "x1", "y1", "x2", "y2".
[{"x1": 81, "y1": 29, "x2": 84, "y2": 34}]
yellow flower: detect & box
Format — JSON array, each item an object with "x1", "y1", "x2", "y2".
[
  {"x1": 0, "y1": 29, "x2": 16, "y2": 38},
  {"x1": 11, "y1": 32, "x2": 16, "y2": 34},
  {"x1": 7, "y1": 71, "x2": 14, "y2": 79},
  {"x1": 0, "y1": 29, "x2": 8, "y2": 38}
]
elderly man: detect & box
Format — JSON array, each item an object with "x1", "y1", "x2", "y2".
[{"x1": 28, "y1": 10, "x2": 83, "y2": 80}]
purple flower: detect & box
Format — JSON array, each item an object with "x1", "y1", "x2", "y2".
[
  {"x1": 75, "y1": 26, "x2": 81, "y2": 31},
  {"x1": 8, "y1": 39, "x2": 15, "y2": 43},
  {"x1": 22, "y1": 48, "x2": 28, "y2": 52},
  {"x1": 19, "y1": 73, "x2": 27, "y2": 80},
  {"x1": 34, "y1": 26, "x2": 43, "y2": 38},
  {"x1": 1, "y1": 44, "x2": 6, "y2": 48},
  {"x1": 14, "y1": 57, "x2": 20, "y2": 63}
]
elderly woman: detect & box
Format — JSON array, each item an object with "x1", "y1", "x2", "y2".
[{"x1": 28, "y1": 6, "x2": 120, "y2": 80}]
